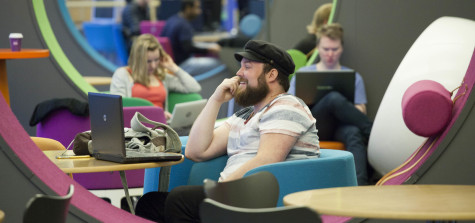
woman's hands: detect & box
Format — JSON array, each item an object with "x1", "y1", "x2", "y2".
[
  {"x1": 165, "y1": 111, "x2": 172, "y2": 120},
  {"x1": 160, "y1": 54, "x2": 179, "y2": 74}
]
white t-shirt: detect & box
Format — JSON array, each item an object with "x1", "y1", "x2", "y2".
[{"x1": 219, "y1": 94, "x2": 320, "y2": 181}]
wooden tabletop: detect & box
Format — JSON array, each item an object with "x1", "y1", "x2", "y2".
[
  {"x1": 283, "y1": 185, "x2": 475, "y2": 220},
  {"x1": 193, "y1": 31, "x2": 233, "y2": 43},
  {"x1": 44, "y1": 150, "x2": 184, "y2": 174},
  {"x1": 83, "y1": 76, "x2": 112, "y2": 86},
  {"x1": 0, "y1": 49, "x2": 49, "y2": 59}
]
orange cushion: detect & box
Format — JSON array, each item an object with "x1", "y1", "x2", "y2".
[{"x1": 320, "y1": 141, "x2": 345, "y2": 150}]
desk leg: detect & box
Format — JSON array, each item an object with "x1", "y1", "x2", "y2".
[
  {"x1": 119, "y1": 170, "x2": 135, "y2": 215},
  {"x1": 0, "y1": 60, "x2": 9, "y2": 105}
]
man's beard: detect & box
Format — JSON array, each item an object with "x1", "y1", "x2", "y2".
[{"x1": 234, "y1": 72, "x2": 269, "y2": 107}]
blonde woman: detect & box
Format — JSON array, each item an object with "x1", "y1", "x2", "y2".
[
  {"x1": 110, "y1": 34, "x2": 201, "y2": 119},
  {"x1": 293, "y1": 3, "x2": 332, "y2": 56}
]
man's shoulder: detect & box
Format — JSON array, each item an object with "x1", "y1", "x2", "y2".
[
  {"x1": 166, "y1": 15, "x2": 187, "y2": 24},
  {"x1": 275, "y1": 94, "x2": 304, "y2": 103},
  {"x1": 269, "y1": 94, "x2": 307, "y2": 110}
]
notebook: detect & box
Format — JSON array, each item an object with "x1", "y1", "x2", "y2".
[
  {"x1": 294, "y1": 70, "x2": 355, "y2": 106},
  {"x1": 88, "y1": 92, "x2": 183, "y2": 164},
  {"x1": 167, "y1": 99, "x2": 207, "y2": 129}
]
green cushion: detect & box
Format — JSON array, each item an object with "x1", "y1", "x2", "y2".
[
  {"x1": 122, "y1": 97, "x2": 154, "y2": 107},
  {"x1": 286, "y1": 49, "x2": 307, "y2": 81},
  {"x1": 168, "y1": 92, "x2": 203, "y2": 112}
]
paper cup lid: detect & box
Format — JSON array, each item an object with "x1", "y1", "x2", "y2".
[{"x1": 9, "y1": 33, "x2": 23, "y2": 38}]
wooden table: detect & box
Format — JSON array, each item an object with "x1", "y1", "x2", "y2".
[
  {"x1": 193, "y1": 31, "x2": 233, "y2": 43},
  {"x1": 83, "y1": 76, "x2": 112, "y2": 86},
  {"x1": 44, "y1": 150, "x2": 184, "y2": 214},
  {"x1": 283, "y1": 185, "x2": 475, "y2": 221},
  {"x1": 0, "y1": 49, "x2": 49, "y2": 105}
]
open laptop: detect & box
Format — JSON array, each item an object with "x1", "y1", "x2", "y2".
[
  {"x1": 167, "y1": 99, "x2": 207, "y2": 136},
  {"x1": 88, "y1": 92, "x2": 183, "y2": 164},
  {"x1": 294, "y1": 70, "x2": 355, "y2": 106}
]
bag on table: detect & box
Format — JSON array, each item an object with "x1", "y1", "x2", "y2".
[{"x1": 73, "y1": 112, "x2": 182, "y2": 155}]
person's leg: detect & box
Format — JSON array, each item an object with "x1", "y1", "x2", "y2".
[
  {"x1": 314, "y1": 92, "x2": 372, "y2": 139},
  {"x1": 334, "y1": 125, "x2": 369, "y2": 186},
  {"x1": 164, "y1": 185, "x2": 206, "y2": 223},
  {"x1": 135, "y1": 191, "x2": 169, "y2": 222},
  {"x1": 311, "y1": 94, "x2": 338, "y2": 141}
]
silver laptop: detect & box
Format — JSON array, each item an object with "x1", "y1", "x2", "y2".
[
  {"x1": 88, "y1": 92, "x2": 183, "y2": 164},
  {"x1": 294, "y1": 70, "x2": 355, "y2": 106},
  {"x1": 167, "y1": 99, "x2": 207, "y2": 129}
]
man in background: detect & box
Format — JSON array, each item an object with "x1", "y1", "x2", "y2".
[
  {"x1": 122, "y1": 0, "x2": 150, "y2": 53},
  {"x1": 289, "y1": 23, "x2": 372, "y2": 185},
  {"x1": 161, "y1": 0, "x2": 221, "y2": 65}
]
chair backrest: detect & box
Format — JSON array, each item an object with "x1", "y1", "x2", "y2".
[
  {"x1": 158, "y1": 36, "x2": 174, "y2": 60},
  {"x1": 23, "y1": 184, "x2": 74, "y2": 223},
  {"x1": 140, "y1": 20, "x2": 166, "y2": 38},
  {"x1": 30, "y1": 137, "x2": 66, "y2": 151},
  {"x1": 167, "y1": 92, "x2": 203, "y2": 113},
  {"x1": 36, "y1": 108, "x2": 90, "y2": 148},
  {"x1": 122, "y1": 97, "x2": 154, "y2": 107},
  {"x1": 112, "y1": 24, "x2": 129, "y2": 66},
  {"x1": 245, "y1": 149, "x2": 357, "y2": 206},
  {"x1": 82, "y1": 21, "x2": 125, "y2": 66},
  {"x1": 239, "y1": 14, "x2": 262, "y2": 38},
  {"x1": 200, "y1": 198, "x2": 322, "y2": 223},
  {"x1": 82, "y1": 21, "x2": 116, "y2": 53},
  {"x1": 203, "y1": 171, "x2": 279, "y2": 208}
]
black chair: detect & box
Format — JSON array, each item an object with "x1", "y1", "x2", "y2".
[
  {"x1": 200, "y1": 198, "x2": 322, "y2": 223},
  {"x1": 23, "y1": 184, "x2": 74, "y2": 223},
  {"x1": 203, "y1": 171, "x2": 279, "y2": 208}
]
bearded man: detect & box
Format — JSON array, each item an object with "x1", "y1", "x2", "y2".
[{"x1": 135, "y1": 40, "x2": 319, "y2": 223}]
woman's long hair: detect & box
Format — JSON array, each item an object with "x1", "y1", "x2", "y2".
[
  {"x1": 128, "y1": 34, "x2": 170, "y2": 86},
  {"x1": 306, "y1": 3, "x2": 332, "y2": 34}
]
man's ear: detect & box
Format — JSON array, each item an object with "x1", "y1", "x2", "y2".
[{"x1": 267, "y1": 68, "x2": 279, "y2": 82}]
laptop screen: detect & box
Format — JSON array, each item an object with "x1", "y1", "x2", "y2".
[
  {"x1": 294, "y1": 70, "x2": 355, "y2": 106},
  {"x1": 88, "y1": 92, "x2": 126, "y2": 158}
]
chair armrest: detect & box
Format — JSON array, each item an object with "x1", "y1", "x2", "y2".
[
  {"x1": 187, "y1": 155, "x2": 228, "y2": 185},
  {"x1": 245, "y1": 149, "x2": 357, "y2": 206}
]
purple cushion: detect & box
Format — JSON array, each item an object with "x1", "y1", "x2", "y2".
[{"x1": 402, "y1": 80, "x2": 453, "y2": 137}]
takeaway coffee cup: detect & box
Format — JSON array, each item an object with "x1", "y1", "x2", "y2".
[{"x1": 9, "y1": 33, "x2": 23, "y2": 51}]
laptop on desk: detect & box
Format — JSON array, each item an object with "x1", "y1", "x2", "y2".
[
  {"x1": 167, "y1": 99, "x2": 207, "y2": 135},
  {"x1": 294, "y1": 70, "x2": 355, "y2": 106},
  {"x1": 88, "y1": 92, "x2": 183, "y2": 164}
]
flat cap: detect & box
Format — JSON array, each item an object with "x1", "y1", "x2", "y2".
[{"x1": 234, "y1": 40, "x2": 295, "y2": 76}]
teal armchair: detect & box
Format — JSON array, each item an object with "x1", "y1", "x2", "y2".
[{"x1": 143, "y1": 147, "x2": 357, "y2": 206}]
